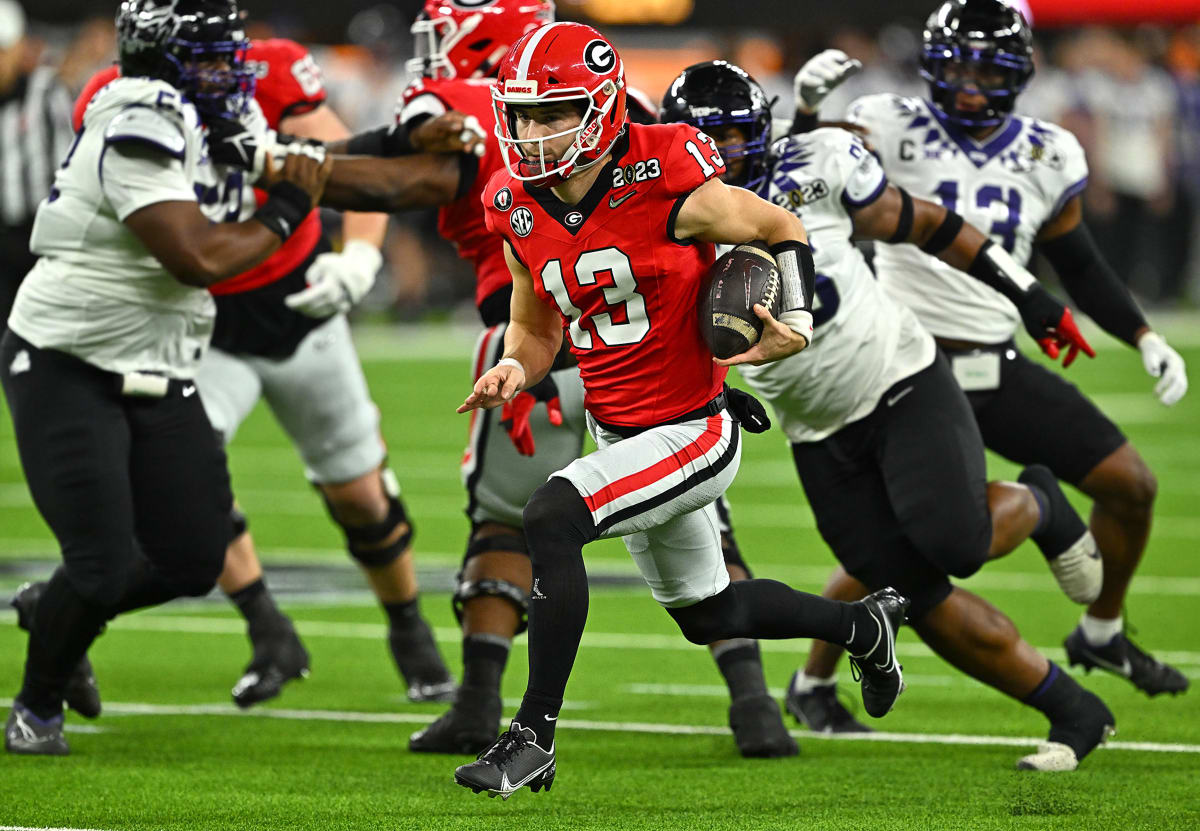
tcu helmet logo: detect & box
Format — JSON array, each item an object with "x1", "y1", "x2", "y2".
[
  {"x1": 511, "y1": 206, "x2": 534, "y2": 237},
  {"x1": 583, "y1": 39, "x2": 616, "y2": 74},
  {"x1": 493, "y1": 187, "x2": 513, "y2": 211}
]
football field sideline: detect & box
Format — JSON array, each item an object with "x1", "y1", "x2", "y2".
[{"x1": 2, "y1": 697, "x2": 1196, "y2": 756}]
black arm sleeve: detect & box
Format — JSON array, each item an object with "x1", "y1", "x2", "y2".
[
  {"x1": 1038, "y1": 222, "x2": 1148, "y2": 346},
  {"x1": 344, "y1": 123, "x2": 415, "y2": 157},
  {"x1": 790, "y1": 110, "x2": 819, "y2": 135}
]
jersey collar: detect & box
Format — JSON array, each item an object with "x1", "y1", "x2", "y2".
[
  {"x1": 924, "y1": 100, "x2": 1023, "y2": 169},
  {"x1": 523, "y1": 128, "x2": 631, "y2": 236}
]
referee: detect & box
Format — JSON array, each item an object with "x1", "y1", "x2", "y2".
[{"x1": 0, "y1": 0, "x2": 73, "y2": 324}]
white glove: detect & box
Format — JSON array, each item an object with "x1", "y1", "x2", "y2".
[
  {"x1": 1138, "y1": 331, "x2": 1188, "y2": 406},
  {"x1": 285, "y1": 239, "x2": 382, "y2": 318},
  {"x1": 793, "y1": 49, "x2": 863, "y2": 115}
]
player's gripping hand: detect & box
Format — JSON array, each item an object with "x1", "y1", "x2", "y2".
[
  {"x1": 261, "y1": 143, "x2": 333, "y2": 205},
  {"x1": 286, "y1": 240, "x2": 383, "y2": 318},
  {"x1": 1014, "y1": 284, "x2": 1096, "y2": 368},
  {"x1": 500, "y1": 375, "x2": 564, "y2": 456},
  {"x1": 206, "y1": 116, "x2": 273, "y2": 175},
  {"x1": 458, "y1": 359, "x2": 526, "y2": 413},
  {"x1": 1138, "y1": 331, "x2": 1188, "y2": 406},
  {"x1": 794, "y1": 49, "x2": 862, "y2": 115},
  {"x1": 715, "y1": 304, "x2": 810, "y2": 367},
  {"x1": 411, "y1": 111, "x2": 487, "y2": 158}
]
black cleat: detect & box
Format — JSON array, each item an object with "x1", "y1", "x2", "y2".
[
  {"x1": 410, "y1": 686, "x2": 502, "y2": 755},
  {"x1": 231, "y1": 623, "x2": 310, "y2": 709},
  {"x1": 847, "y1": 587, "x2": 909, "y2": 718},
  {"x1": 454, "y1": 723, "x2": 555, "y2": 800},
  {"x1": 784, "y1": 672, "x2": 872, "y2": 734},
  {"x1": 1017, "y1": 688, "x2": 1115, "y2": 771},
  {"x1": 11, "y1": 581, "x2": 102, "y2": 718},
  {"x1": 388, "y1": 626, "x2": 457, "y2": 703},
  {"x1": 5, "y1": 703, "x2": 69, "y2": 756},
  {"x1": 729, "y1": 694, "x2": 798, "y2": 758},
  {"x1": 1064, "y1": 626, "x2": 1189, "y2": 697}
]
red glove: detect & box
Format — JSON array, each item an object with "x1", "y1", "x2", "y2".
[
  {"x1": 1037, "y1": 307, "x2": 1096, "y2": 369},
  {"x1": 500, "y1": 376, "x2": 563, "y2": 457}
]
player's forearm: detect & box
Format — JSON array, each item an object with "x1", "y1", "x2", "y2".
[
  {"x1": 342, "y1": 210, "x2": 388, "y2": 248},
  {"x1": 167, "y1": 222, "x2": 284, "y2": 287},
  {"x1": 501, "y1": 322, "x2": 561, "y2": 389},
  {"x1": 319, "y1": 154, "x2": 461, "y2": 212},
  {"x1": 325, "y1": 123, "x2": 416, "y2": 157}
]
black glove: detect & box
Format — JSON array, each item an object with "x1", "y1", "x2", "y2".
[
  {"x1": 725, "y1": 386, "x2": 771, "y2": 434},
  {"x1": 205, "y1": 115, "x2": 268, "y2": 171},
  {"x1": 1015, "y1": 284, "x2": 1096, "y2": 368}
]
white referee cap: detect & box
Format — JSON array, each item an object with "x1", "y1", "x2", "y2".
[{"x1": 0, "y1": 0, "x2": 26, "y2": 50}]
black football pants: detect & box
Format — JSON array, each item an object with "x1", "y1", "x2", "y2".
[{"x1": 1, "y1": 331, "x2": 232, "y2": 715}]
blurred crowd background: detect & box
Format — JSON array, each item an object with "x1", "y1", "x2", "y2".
[{"x1": 7, "y1": 0, "x2": 1200, "y2": 322}]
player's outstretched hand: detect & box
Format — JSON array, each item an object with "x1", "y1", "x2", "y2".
[
  {"x1": 458, "y1": 362, "x2": 526, "y2": 413},
  {"x1": 1138, "y1": 331, "x2": 1188, "y2": 406},
  {"x1": 794, "y1": 49, "x2": 862, "y2": 115},
  {"x1": 262, "y1": 144, "x2": 333, "y2": 206},
  {"x1": 715, "y1": 304, "x2": 809, "y2": 367},
  {"x1": 412, "y1": 111, "x2": 488, "y2": 158}
]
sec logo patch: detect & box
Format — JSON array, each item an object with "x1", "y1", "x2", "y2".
[
  {"x1": 494, "y1": 187, "x2": 513, "y2": 211},
  {"x1": 511, "y1": 206, "x2": 534, "y2": 237}
]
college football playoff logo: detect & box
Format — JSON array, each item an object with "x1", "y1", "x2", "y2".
[
  {"x1": 583, "y1": 40, "x2": 616, "y2": 74},
  {"x1": 494, "y1": 187, "x2": 513, "y2": 211},
  {"x1": 511, "y1": 206, "x2": 534, "y2": 237}
]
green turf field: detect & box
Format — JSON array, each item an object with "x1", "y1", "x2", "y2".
[{"x1": 1, "y1": 322, "x2": 1198, "y2": 831}]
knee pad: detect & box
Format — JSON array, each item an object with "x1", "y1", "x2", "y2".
[
  {"x1": 229, "y1": 504, "x2": 248, "y2": 543},
  {"x1": 454, "y1": 528, "x2": 531, "y2": 633},
  {"x1": 667, "y1": 584, "x2": 744, "y2": 645},
  {"x1": 522, "y1": 477, "x2": 595, "y2": 563},
  {"x1": 338, "y1": 494, "x2": 414, "y2": 568}
]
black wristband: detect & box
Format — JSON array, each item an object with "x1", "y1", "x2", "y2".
[
  {"x1": 790, "y1": 110, "x2": 819, "y2": 135},
  {"x1": 345, "y1": 123, "x2": 415, "y2": 157},
  {"x1": 887, "y1": 187, "x2": 915, "y2": 244},
  {"x1": 252, "y1": 181, "x2": 312, "y2": 241},
  {"x1": 920, "y1": 209, "x2": 964, "y2": 255}
]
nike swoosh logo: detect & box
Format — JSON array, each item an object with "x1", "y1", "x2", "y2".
[
  {"x1": 182, "y1": 385, "x2": 197, "y2": 398},
  {"x1": 544, "y1": 715, "x2": 557, "y2": 722},
  {"x1": 1080, "y1": 647, "x2": 1133, "y2": 678},
  {"x1": 886, "y1": 386, "x2": 914, "y2": 408},
  {"x1": 608, "y1": 189, "x2": 638, "y2": 209}
]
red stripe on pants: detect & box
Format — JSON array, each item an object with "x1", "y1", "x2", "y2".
[{"x1": 584, "y1": 415, "x2": 725, "y2": 513}]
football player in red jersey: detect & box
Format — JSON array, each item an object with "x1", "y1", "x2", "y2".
[
  {"x1": 317, "y1": 0, "x2": 799, "y2": 759},
  {"x1": 450, "y1": 23, "x2": 909, "y2": 798},
  {"x1": 69, "y1": 39, "x2": 455, "y2": 709}
]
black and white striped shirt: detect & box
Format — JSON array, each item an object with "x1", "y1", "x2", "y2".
[{"x1": 0, "y1": 66, "x2": 74, "y2": 229}]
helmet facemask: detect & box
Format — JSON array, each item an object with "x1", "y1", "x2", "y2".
[
  {"x1": 682, "y1": 110, "x2": 770, "y2": 191},
  {"x1": 493, "y1": 78, "x2": 624, "y2": 187},
  {"x1": 921, "y1": 41, "x2": 1031, "y2": 128},
  {"x1": 165, "y1": 32, "x2": 255, "y2": 120}
]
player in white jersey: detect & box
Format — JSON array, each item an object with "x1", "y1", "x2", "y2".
[
  {"x1": 788, "y1": 0, "x2": 1189, "y2": 728},
  {"x1": 665, "y1": 60, "x2": 1118, "y2": 771},
  {"x1": 1, "y1": 0, "x2": 329, "y2": 756}
]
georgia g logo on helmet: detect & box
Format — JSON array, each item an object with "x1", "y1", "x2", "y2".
[{"x1": 583, "y1": 39, "x2": 616, "y2": 74}]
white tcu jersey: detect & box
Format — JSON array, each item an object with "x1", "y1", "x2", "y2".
[
  {"x1": 738, "y1": 128, "x2": 935, "y2": 443},
  {"x1": 9, "y1": 77, "x2": 258, "y2": 379},
  {"x1": 848, "y1": 94, "x2": 1089, "y2": 343}
]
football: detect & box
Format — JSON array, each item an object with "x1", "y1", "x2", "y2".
[{"x1": 698, "y1": 242, "x2": 783, "y2": 359}]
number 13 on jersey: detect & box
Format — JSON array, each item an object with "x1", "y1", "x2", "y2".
[{"x1": 538, "y1": 246, "x2": 650, "y2": 349}]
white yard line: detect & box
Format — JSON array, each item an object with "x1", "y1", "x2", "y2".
[{"x1": 0, "y1": 698, "x2": 1194, "y2": 755}]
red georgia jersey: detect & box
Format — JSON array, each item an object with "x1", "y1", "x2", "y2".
[
  {"x1": 399, "y1": 77, "x2": 510, "y2": 311},
  {"x1": 483, "y1": 123, "x2": 730, "y2": 427},
  {"x1": 71, "y1": 40, "x2": 326, "y2": 297}
]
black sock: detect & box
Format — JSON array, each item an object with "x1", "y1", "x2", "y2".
[
  {"x1": 714, "y1": 640, "x2": 769, "y2": 701},
  {"x1": 1019, "y1": 465, "x2": 1087, "y2": 560},
  {"x1": 1023, "y1": 662, "x2": 1084, "y2": 723},
  {"x1": 228, "y1": 578, "x2": 289, "y2": 633},
  {"x1": 461, "y1": 634, "x2": 510, "y2": 693},
  {"x1": 19, "y1": 570, "x2": 108, "y2": 720},
  {"x1": 512, "y1": 478, "x2": 597, "y2": 749},
  {"x1": 385, "y1": 597, "x2": 449, "y2": 684}
]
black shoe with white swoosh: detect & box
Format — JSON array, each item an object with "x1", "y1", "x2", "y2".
[
  {"x1": 455, "y1": 723, "x2": 555, "y2": 799},
  {"x1": 1064, "y1": 626, "x2": 1189, "y2": 697},
  {"x1": 847, "y1": 588, "x2": 909, "y2": 718},
  {"x1": 4, "y1": 703, "x2": 69, "y2": 756}
]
